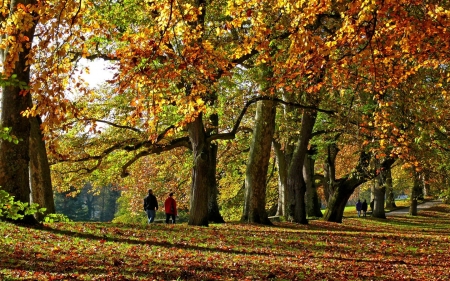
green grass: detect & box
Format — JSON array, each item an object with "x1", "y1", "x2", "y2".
[{"x1": 1, "y1": 204, "x2": 450, "y2": 280}]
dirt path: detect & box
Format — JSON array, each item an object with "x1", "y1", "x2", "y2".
[{"x1": 385, "y1": 200, "x2": 442, "y2": 216}]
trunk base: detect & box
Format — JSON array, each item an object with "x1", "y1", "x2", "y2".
[{"x1": 6, "y1": 214, "x2": 40, "y2": 226}]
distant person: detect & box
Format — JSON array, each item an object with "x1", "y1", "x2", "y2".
[
  {"x1": 370, "y1": 199, "x2": 375, "y2": 213},
  {"x1": 356, "y1": 199, "x2": 362, "y2": 217},
  {"x1": 143, "y1": 189, "x2": 158, "y2": 224},
  {"x1": 164, "y1": 192, "x2": 177, "y2": 224},
  {"x1": 361, "y1": 199, "x2": 368, "y2": 217}
]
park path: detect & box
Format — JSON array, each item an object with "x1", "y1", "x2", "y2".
[{"x1": 385, "y1": 200, "x2": 442, "y2": 216}]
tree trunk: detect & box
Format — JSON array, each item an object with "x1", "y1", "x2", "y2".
[
  {"x1": 0, "y1": 1, "x2": 38, "y2": 225},
  {"x1": 207, "y1": 138, "x2": 225, "y2": 223},
  {"x1": 273, "y1": 141, "x2": 288, "y2": 217},
  {"x1": 372, "y1": 179, "x2": 386, "y2": 219},
  {"x1": 242, "y1": 100, "x2": 276, "y2": 225},
  {"x1": 409, "y1": 170, "x2": 421, "y2": 216},
  {"x1": 323, "y1": 151, "x2": 374, "y2": 223},
  {"x1": 304, "y1": 146, "x2": 323, "y2": 217},
  {"x1": 323, "y1": 143, "x2": 339, "y2": 205},
  {"x1": 273, "y1": 92, "x2": 296, "y2": 218},
  {"x1": 443, "y1": 174, "x2": 450, "y2": 204},
  {"x1": 370, "y1": 180, "x2": 375, "y2": 206},
  {"x1": 372, "y1": 159, "x2": 387, "y2": 219},
  {"x1": 323, "y1": 164, "x2": 331, "y2": 206},
  {"x1": 384, "y1": 167, "x2": 396, "y2": 209},
  {"x1": 287, "y1": 109, "x2": 317, "y2": 224},
  {"x1": 188, "y1": 114, "x2": 209, "y2": 226},
  {"x1": 322, "y1": 180, "x2": 356, "y2": 223},
  {"x1": 422, "y1": 171, "x2": 430, "y2": 197},
  {"x1": 29, "y1": 115, "x2": 55, "y2": 221},
  {"x1": 83, "y1": 183, "x2": 95, "y2": 220}
]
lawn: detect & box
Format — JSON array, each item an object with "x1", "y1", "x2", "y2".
[{"x1": 1, "y1": 204, "x2": 450, "y2": 281}]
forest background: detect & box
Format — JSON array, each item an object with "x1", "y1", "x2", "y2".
[{"x1": 0, "y1": 0, "x2": 449, "y2": 227}]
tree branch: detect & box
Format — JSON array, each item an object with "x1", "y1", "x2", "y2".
[
  {"x1": 120, "y1": 137, "x2": 191, "y2": 177},
  {"x1": 82, "y1": 118, "x2": 142, "y2": 133},
  {"x1": 123, "y1": 125, "x2": 177, "y2": 151},
  {"x1": 207, "y1": 96, "x2": 335, "y2": 142}
]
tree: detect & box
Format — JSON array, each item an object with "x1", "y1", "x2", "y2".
[
  {"x1": 273, "y1": 140, "x2": 289, "y2": 218},
  {"x1": 372, "y1": 158, "x2": 388, "y2": 219},
  {"x1": 286, "y1": 108, "x2": 318, "y2": 224},
  {"x1": 323, "y1": 151, "x2": 370, "y2": 223},
  {"x1": 242, "y1": 99, "x2": 276, "y2": 225},
  {"x1": 54, "y1": 182, "x2": 120, "y2": 221},
  {"x1": 322, "y1": 142, "x2": 339, "y2": 205},
  {"x1": 51, "y1": 0, "x2": 253, "y2": 226},
  {"x1": 54, "y1": 187, "x2": 89, "y2": 221},
  {"x1": 30, "y1": 115, "x2": 55, "y2": 221},
  {"x1": 384, "y1": 167, "x2": 396, "y2": 209},
  {"x1": 0, "y1": 0, "x2": 93, "y2": 224},
  {"x1": 304, "y1": 146, "x2": 323, "y2": 218},
  {"x1": 37, "y1": 0, "x2": 450, "y2": 227},
  {"x1": 409, "y1": 169, "x2": 422, "y2": 216},
  {"x1": 207, "y1": 113, "x2": 225, "y2": 223},
  {"x1": 0, "y1": 0, "x2": 39, "y2": 225}
]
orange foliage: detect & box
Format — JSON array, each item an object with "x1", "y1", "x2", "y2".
[
  {"x1": 3, "y1": 0, "x2": 448, "y2": 216},
  {"x1": 116, "y1": 148, "x2": 192, "y2": 215}
]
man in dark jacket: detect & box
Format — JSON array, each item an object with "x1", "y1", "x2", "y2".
[
  {"x1": 361, "y1": 199, "x2": 368, "y2": 217},
  {"x1": 144, "y1": 189, "x2": 158, "y2": 223},
  {"x1": 356, "y1": 199, "x2": 362, "y2": 217}
]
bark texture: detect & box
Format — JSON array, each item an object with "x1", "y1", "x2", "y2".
[
  {"x1": 188, "y1": 114, "x2": 210, "y2": 226},
  {"x1": 304, "y1": 147, "x2": 323, "y2": 218},
  {"x1": 273, "y1": 141, "x2": 288, "y2": 217},
  {"x1": 323, "y1": 154, "x2": 395, "y2": 222},
  {"x1": 409, "y1": 170, "x2": 422, "y2": 216},
  {"x1": 0, "y1": 0, "x2": 38, "y2": 224},
  {"x1": 207, "y1": 114, "x2": 224, "y2": 223},
  {"x1": 30, "y1": 115, "x2": 55, "y2": 221},
  {"x1": 242, "y1": 100, "x2": 276, "y2": 225},
  {"x1": 323, "y1": 143, "x2": 339, "y2": 204},
  {"x1": 273, "y1": 92, "x2": 296, "y2": 218},
  {"x1": 384, "y1": 167, "x2": 396, "y2": 209},
  {"x1": 372, "y1": 159, "x2": 387, "y2": 219},
  {"x1": 372, "y1": 178, "x2": 386, "y2": 219},
  {"x1": 287, "y1": 109, "x2": 317, "y2": 224},
  {"x1": 323, "y1": 151, "x2": 371, "y2": 223},
  {"x1": 422, "y1": 172, "x2": 430, "y2": 197}
]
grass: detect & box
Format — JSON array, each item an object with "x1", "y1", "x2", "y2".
[{"x1": 1, "y1": 204, "x2": 450, "y2": 280}]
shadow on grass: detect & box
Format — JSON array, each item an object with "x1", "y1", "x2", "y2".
[
  {"x1": 24, "y1": 222, "x2": 292, "y2": 258},
  {"x1": 3, "y1": 205, "x2": 450, "y2": 281}
]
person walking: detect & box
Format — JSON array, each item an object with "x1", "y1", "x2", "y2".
[
  {"x1": 164, "y1": 192, "x2": 177, "y2": 224},
  {"x1": 356, "y1": 199, "x2": 362, "y2": 217},
  {"x1": 143, "y1": 189, "x2": 158, "y2": 224},
  {"x1": 361, "y1": 199, "x2": 368, "y2": 217}
]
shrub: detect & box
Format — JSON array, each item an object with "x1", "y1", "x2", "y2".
[{"x1": 0, "y1": 188, "x2": 45, "y2": 220}]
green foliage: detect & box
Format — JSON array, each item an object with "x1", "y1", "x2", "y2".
[
  {"x1": 0, "y1": 73, "x2": 29, "y2": 89},
  {"x1": 0, "y1": 188, "x2": 45, "y2": 220},
  {"x1": 0, "y1": 127, "x2": 21, "y2": 144},
  {"x1": 440, "y1": 188, "x2": 450, "y2": 204},
  {"x1": 43, "y1": 213, "x2": 71, "y2": 223},
  {"x1": 113, "y1": 195, "x2": 147, "y2": 224}
]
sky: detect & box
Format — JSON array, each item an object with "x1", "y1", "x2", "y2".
[{"x1": 79, "y1": 58, "x2": 116, "y2": 89}]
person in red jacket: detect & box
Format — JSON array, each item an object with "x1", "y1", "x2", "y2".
[{"x1": 164, "y1": 192, "x2": 177, "y2": 224}]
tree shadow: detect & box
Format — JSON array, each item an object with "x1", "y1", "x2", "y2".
[{"x1": 25, "y1": 223, "x2": 290, "y2": 258}]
